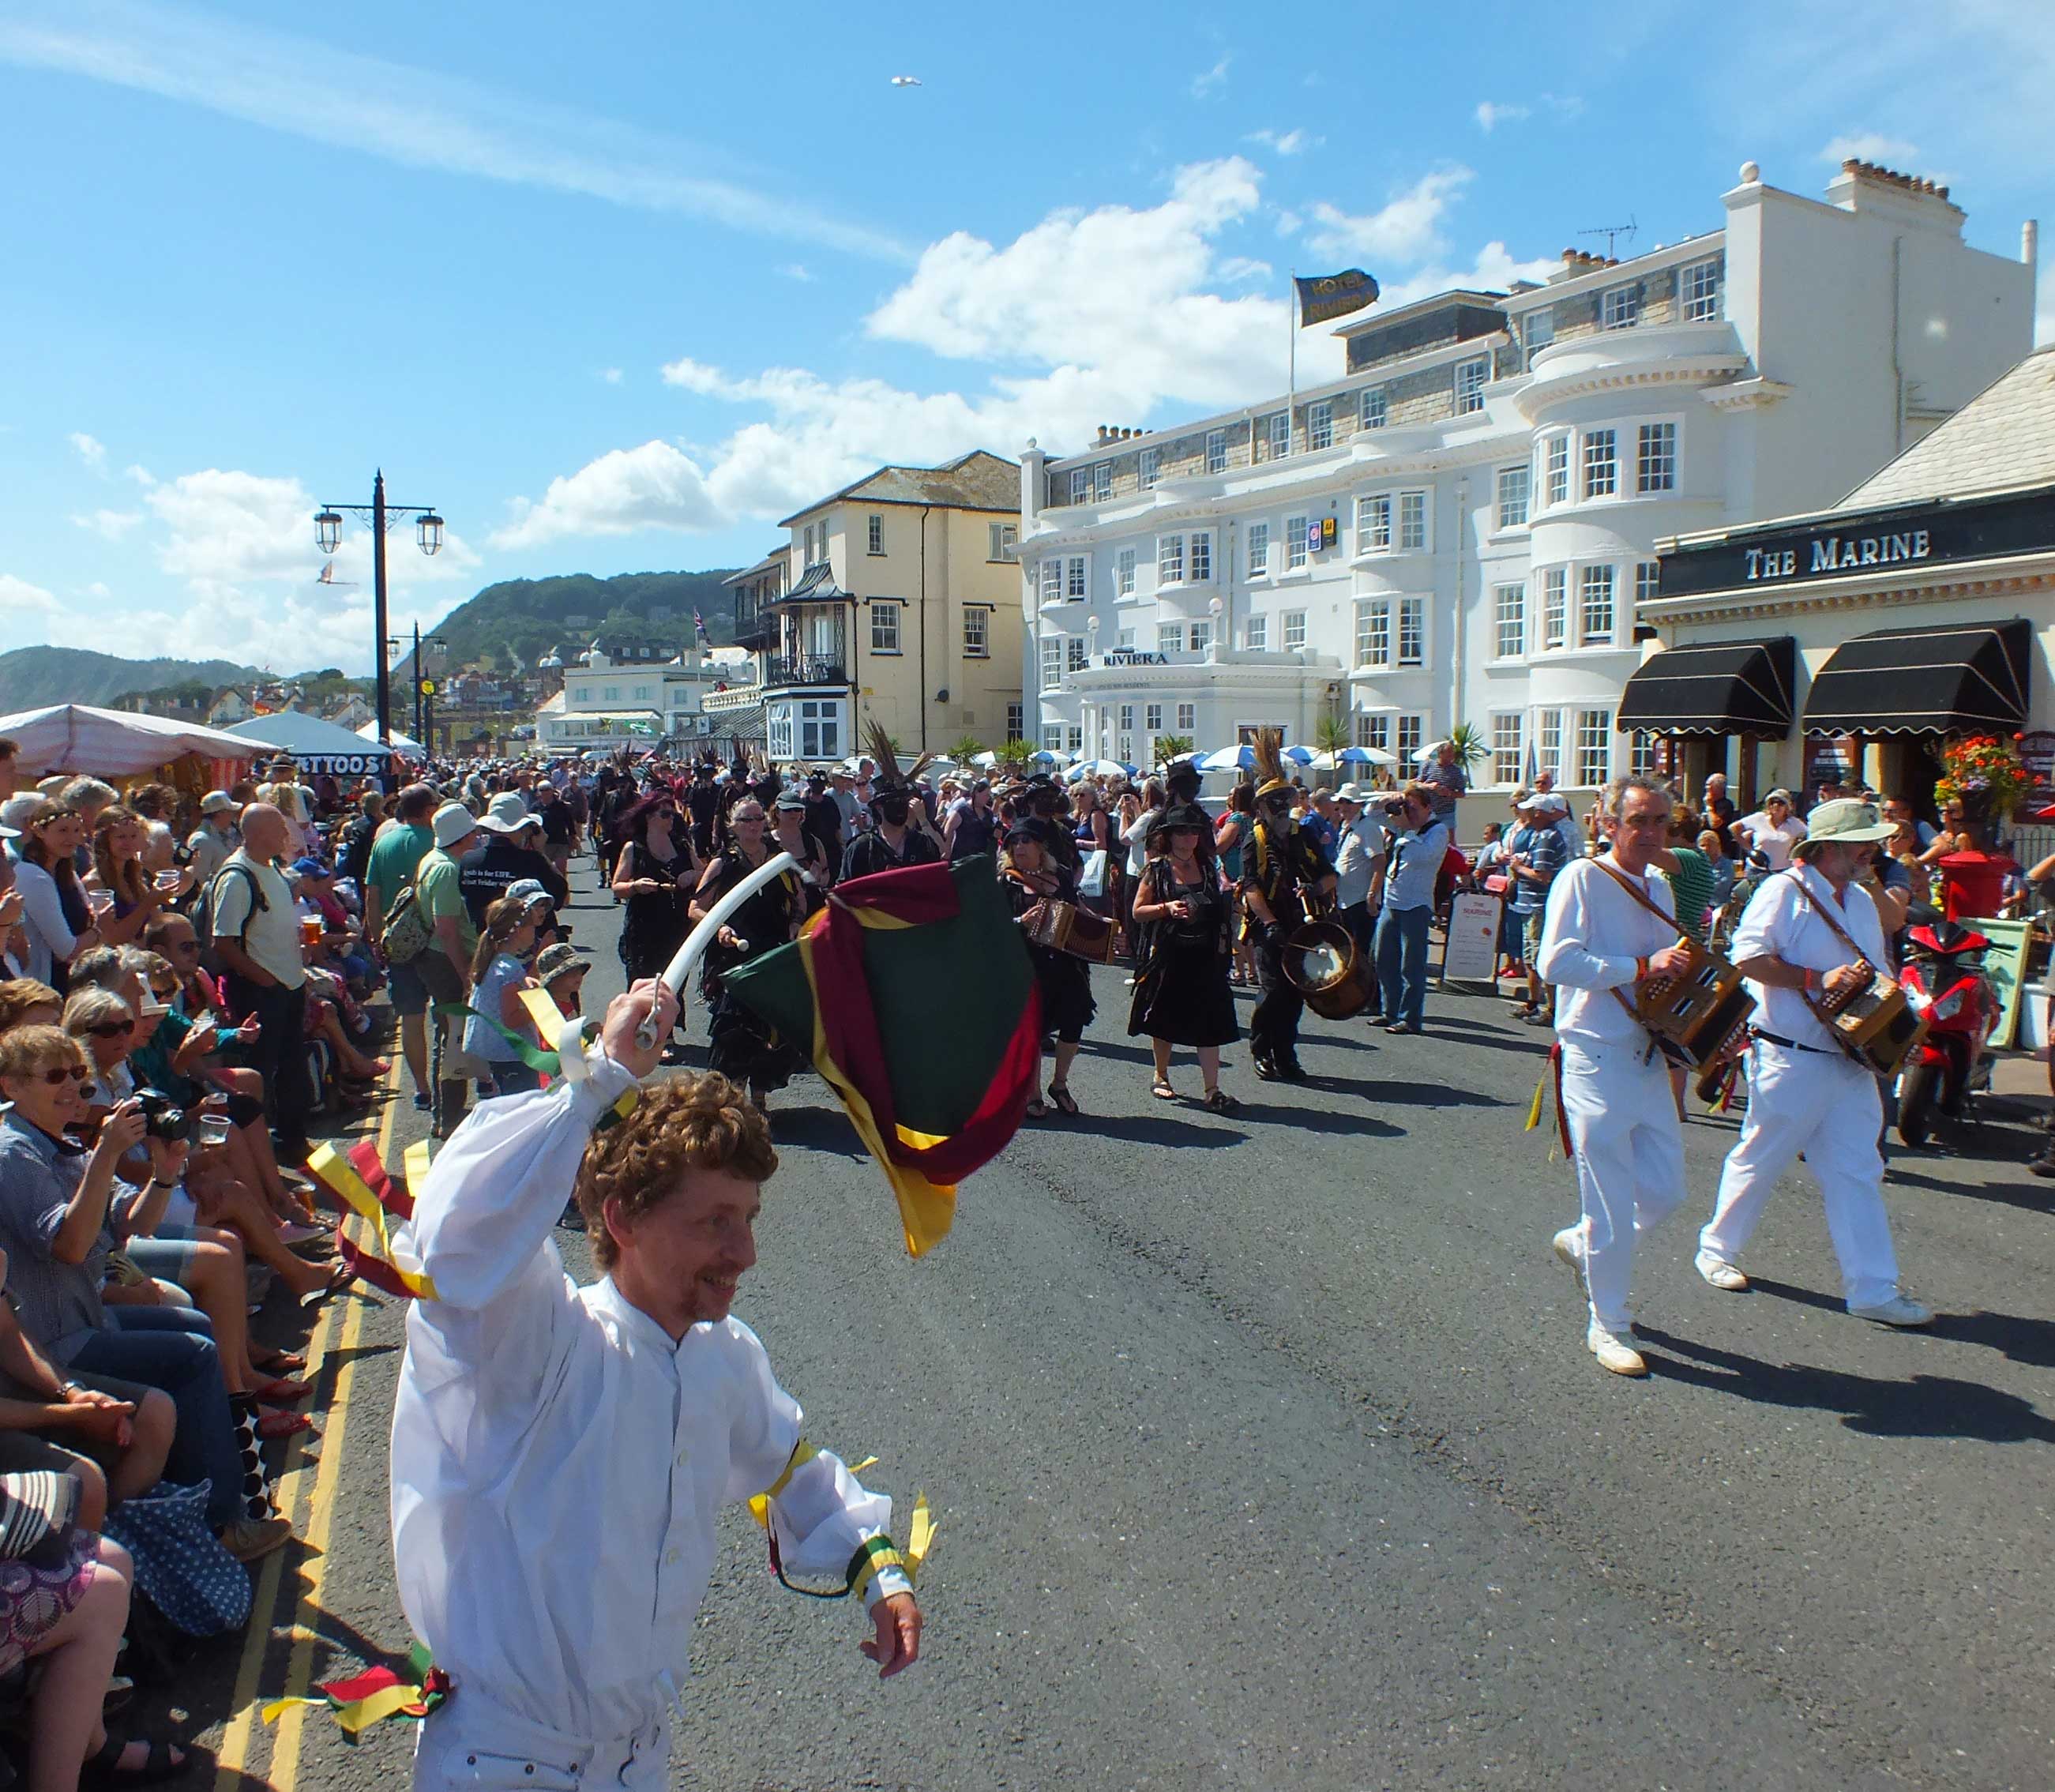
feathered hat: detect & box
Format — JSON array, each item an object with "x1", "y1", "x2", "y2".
[
  {"x1": 863, "y1": 721, "x2": 934, "y2": 808},
  {"x1": 1251, "y1": 727, "x2": 1292, "y2": 800}
]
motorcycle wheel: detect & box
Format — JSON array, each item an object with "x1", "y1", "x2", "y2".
[{"x1": 1897, "y1": 1059, "x2": 1936, "y2": 1147}]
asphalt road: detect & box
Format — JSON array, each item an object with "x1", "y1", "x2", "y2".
[{"x1": 188, "y1": 848, "x2": 2053, "y2": 1792}]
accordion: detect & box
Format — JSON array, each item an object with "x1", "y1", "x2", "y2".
[
  {"x1": 1817, "y1": 964, "x2": 1925, "y2": 1078},
  {"x1": 1632, "y1": 937, "x2": 1756, "y2": 1073},
  {"x1": 1020, "y1": 898, "x2": 1118, "y2": 965}
]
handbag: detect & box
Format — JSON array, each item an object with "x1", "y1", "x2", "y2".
[
  {"x1": 1077, "y1": 848, "x2": 1109, "y2": 899},
  {"x1": 378, "y1": 881, "x2": 433, "y2": 966},
  {"x1": 102, "y1": 1478, "x2": 254, "y2": 1636}
]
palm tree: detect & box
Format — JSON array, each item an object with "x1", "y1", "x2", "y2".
[
  {"x1": 948, "y1": 733, "x2": 984, "y2": 764},
  {"x1": 1315, "y1": 714, "x2": 1352, "y2": 757},
  {"x1": 1154, "y1": 733, "x2": 1195, "y2": 763},
  {"x1": 1447, "y1": 721, "x2": 1489, "y2": 770},
  {"x1": 993, "y1": 737, "x2": 1036, "y2": 771}
]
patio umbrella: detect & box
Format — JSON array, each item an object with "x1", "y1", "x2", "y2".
[
  {"x1": 1065, "y1": 758, "x2": 1134, "y2": 781},
  {"x1": 1197, "y1": 743, "x2": 1254, "y2": 772},
  {"x1": 1280, "y1": 745, "x2": 1316, "y2": 766},
  {"x1": 1312, "y1": 746, "x2": 1398, "y2": 769}
]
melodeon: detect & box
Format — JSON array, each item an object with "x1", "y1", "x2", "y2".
[
  {"x1": 1020, "y1": 898, "x2": 1118, "y2": 965},
  {"x1": 1632, "y1": 937, "x2": 1756, "y2": 1073},
  {"x1": 1816, "y1": 965, "x2": 1925, "y2": 1078}
]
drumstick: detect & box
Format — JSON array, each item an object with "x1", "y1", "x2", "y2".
[{"x1": 634, "y1": 851, "x2": 800, "y2": 1050}]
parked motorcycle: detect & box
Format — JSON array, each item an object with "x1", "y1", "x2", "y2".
[{"x1": 1895, "y1": 914, "x2": 2000, "y2": 1145}]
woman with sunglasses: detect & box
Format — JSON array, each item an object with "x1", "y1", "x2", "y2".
[
  {"x1": 689, "y1": 799, "x2": 806, "y2": 1108},
  {"x1": 0, "y1": 1024, "x2": 292, "y2": 1561},
  {"x1": 610, "y1": 792, "x2": 701, "y2": 1064},
  {"x1": 13, "y1": 804, "x2": 99, "y2": 992}
]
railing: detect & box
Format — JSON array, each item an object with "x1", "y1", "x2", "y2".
[{"x1": 763, "y1": 655, "x2": 848, "y2": 687}]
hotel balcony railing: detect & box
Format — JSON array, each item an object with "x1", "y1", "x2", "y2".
[{"x1": 763, "y1": 654, "x2": 848, "y2": 688}]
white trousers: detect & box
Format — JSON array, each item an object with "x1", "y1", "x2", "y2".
[
  {"x1": 1560, "y1": 1039, "x2": 1689, "y2": 1335},
  {"x1": 1700, "y1": 1039, "x2": 1900, "y2": 1310},
  {"x1": 413, "y1": 1701, "x2": 668, "y2": 1792}
]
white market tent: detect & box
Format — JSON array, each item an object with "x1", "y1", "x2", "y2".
[
  {"x1": 0, "y1": 704, "x2": 282, "y2": 777},
  {"x1": 224, "y1": 712, "x2": 393, "y2": 775},
  {"x1": 357, "y1": 720, "x2": 426, "y2": 755}
]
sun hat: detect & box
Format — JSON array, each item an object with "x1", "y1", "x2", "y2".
[
  {"x1": 535, "y1": 941, "x2": 592, "y2": 982},
  {"x1": 1146, "y1": 802, "x2": 1212, "y2": 843},
  {"x1": 431, "y1": 801, "x2": 480, "y2": 850},
  {"x1": 1792, "y1": 798, "x2": 1893, "y2": 854},
  {"x1": 1334, "y1": 782, "x2": 1373, "y2": 804},
  {"x1": 200, "y1": 791, "x2": 235, "y2": 817},
  {"x1": 473, "y1": 791, "x2": 534, "y2": 835}
]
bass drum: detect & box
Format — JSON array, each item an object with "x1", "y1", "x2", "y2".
[{"x1": 1281, "y1": 919, "x2": 1374, "y2": 1020}]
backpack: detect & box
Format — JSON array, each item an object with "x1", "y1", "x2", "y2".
[
  {"x1": 191, "y1": 862, "x2": 265, "y2": 973},
  {"x1": 379, "y1": 878, "x2": 433, "y2": 965}
]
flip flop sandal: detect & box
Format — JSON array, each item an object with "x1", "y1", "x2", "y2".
[
  {"x1": 255, "y1": 1408, "x2": 313, "y2": 1441},
  {"x1": 1048, "y1": 1086, "x2": 1080, "y2": 1116},
  {"x1": 253, "y1": 1377, "x2": 312, "y2": 1404},
  {"x1": 299, "y1": 1263, "x2": 359, "y2": 1309},
  {"x1": 1202, "y1": 1088, "x2": 1239, "y2": 1113},
  {"x1": 83, "y1": 1732, "x2": 188, "y2": 1786},
  {"x1": 1151, "y1": 1080, "x2": 1180, "y2": 1101},
  {"x1": 1024, "y1": 1098, "x2": 1050, "y2": 1119}
]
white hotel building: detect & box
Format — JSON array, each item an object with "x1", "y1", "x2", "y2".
[{"x1": 1016, "y1": 160, "x2": 2036, "y2": 812}]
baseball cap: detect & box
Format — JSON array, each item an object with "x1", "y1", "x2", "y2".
[
  {"x1": 289, "y1": 857, "x2": 329, "y2": 879},
  {"x1": 1534, "y1": 792, "x2": 1569, "y2": 815},
  {"x1": 200, "y1": 791, "x2": 235, "y2": 817},
  {"x1": 534, "y1": 941, "x2": 592, "y2": 982}
]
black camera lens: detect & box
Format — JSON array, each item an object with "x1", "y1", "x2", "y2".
[{"x1": 133, "y1": 1089, "x2": 190, "y2": 1142}]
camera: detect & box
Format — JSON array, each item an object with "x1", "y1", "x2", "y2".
[{"x1": 132, "y1": 1088, "x2": 190, "y2": 1143}]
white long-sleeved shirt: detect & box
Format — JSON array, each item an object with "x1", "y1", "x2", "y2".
[
  {"x1": 1536, "y1": 855, "x2": 1681, "y2": 1046},
  {"x1": 13, "y1": 859, "x2": 79, "y2": 986},
  {"x1": 1729, "y1": 863, "x2": 1888, "y2": 1052},
  {"x1": 390, "y1": 1056, "x2": 910, "y2": 1745}
]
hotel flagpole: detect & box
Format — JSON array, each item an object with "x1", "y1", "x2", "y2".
[{"x1": 1287, "y1": 269, "x2": 1298, "y2": 456}]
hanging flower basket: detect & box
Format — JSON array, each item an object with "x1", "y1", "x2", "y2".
[{"x1": 1933, "y1": 734, "x2": 2031, "y2": 827}]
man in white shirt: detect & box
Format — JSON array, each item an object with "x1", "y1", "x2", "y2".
[
  {"x1": 1733, "y1": 789, "x2": 1807, "y2": 871},
  {"x1": 1536, "y1": 776, "x2": 1698, "y2": 1377},
  {"x1": 394, "y1": 983, "x2": 921, "y2": 1790},
  {"x1": 208, "y1": 803, "x2": 314, "y2": 1165},
  {"x1": 1330, "y1": 783, "x2": 1387, "y2": 965},
  {"x1": 1696, "y1": 800, "x2": 1931, "y2": 1326}
]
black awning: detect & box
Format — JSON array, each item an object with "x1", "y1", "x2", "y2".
[
  {"x1": 1616, "y1": 636, "x2": 1796, "y2": 737},
  {"x1": 780, "y1": 562, "x2": 852, "y2": 604},
  {"x1": 1801, "y1": 618, "x2": 2032, "y2": 736}
]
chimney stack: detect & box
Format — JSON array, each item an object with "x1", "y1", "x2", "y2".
[{"x1": 2025, "y1": 219, "x2": 2039, "y2": 269}]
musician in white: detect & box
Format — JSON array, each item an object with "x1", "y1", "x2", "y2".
[
  {"x1": 1696, "y1": 800, "x2": 1932, "y2": 1325},
  {"x1": 1536, "y1": 776, "x2": 1699, "y2": 1377}
]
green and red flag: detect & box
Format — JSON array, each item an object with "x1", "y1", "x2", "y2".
[{"x1": 722, "y1": 858, "x2": 1040, "y2": 1257}]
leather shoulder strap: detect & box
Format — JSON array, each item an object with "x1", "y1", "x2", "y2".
[
  {"x1": 1591, "y1": 857, "x2": 1674, "y2": 927},
  {"x1": 1782, "y1": 870, "x2": 1869, "y2": 964}
]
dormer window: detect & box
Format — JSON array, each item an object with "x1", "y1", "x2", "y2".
[{"x1": 1601, "y1": 284, "x2": 1640, "y2": 330}]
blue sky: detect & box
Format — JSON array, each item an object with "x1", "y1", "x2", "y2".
[{"x1": 2, "y1": 0, "x2": 2049, "y2": 674}]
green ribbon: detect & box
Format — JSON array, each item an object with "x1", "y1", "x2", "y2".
[{"x1": 433, "y1": 1001, "x2": 565, "y2": 1076}]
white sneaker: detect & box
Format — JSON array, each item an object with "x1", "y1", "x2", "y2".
[
  {"x1": 1551, "y1": 1227, "x2": 1588, "y2": 1300},
  {"x1": 1586, "y1": 1322, "x2": 1647, "y2": 1377},
  {"x1": 1696, "y1": 1253, "x2": 1749, "y2": 1292},
  {"x1": 1849, "y1": 1294, "x2": 1933, "y2": 1328}
]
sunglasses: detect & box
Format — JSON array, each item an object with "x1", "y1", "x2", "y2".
[
  {"x1": 36, "y1": 1065, "x2": 88, "y2": 1085},
  {"x1": 86, "y1": 1020, "x2": 137, "y2": 1039}
]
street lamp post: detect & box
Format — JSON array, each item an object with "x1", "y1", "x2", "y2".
[
  {"x1": 314, "y1": 471, "x2": 444, "y2": 749},
  {"x1": 420, "y1": 637, "x2": 448, "y2": 757}
]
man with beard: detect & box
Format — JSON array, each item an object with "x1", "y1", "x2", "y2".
[{"x1": 840, "y1": 731, "x2": 941, "y2": 881}]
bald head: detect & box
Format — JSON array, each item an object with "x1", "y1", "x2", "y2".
[{"x1": 239, "y1": 803, "x2": 287, "y2": 861}]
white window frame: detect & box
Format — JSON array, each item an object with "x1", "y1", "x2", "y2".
[
  {"x1": 1490, "y1": 712, "x2": 1524, "y2": 787},
  {"x1": 1307, "y1": 399, "x2": 1334, "y2": 452},
  {"x1": 1205, "y1": 428, "x2": 1227, "y2": 474},
  {"x1": 1093, "y1": 460, "x2": 1113, "y2": 502},
  {"x1": 1522, "y1": 308, "x2": 1554, "y2": 370},
  {"x1": 1538, "y1": 708, "x2": 1565, "y2": 782},
  {"x1": 1396, "y1": 714, "x2": 1425, "y2": 764},
  {"x1": 1140, "y1": 446, "x2": 1162, "y2": 489},
  {"x1": 1542, "y1": 568, "x2": 1568, "y2": 650},
  {"x1": 1356, "y1": 712, "x2": 1391, "y2": 754},
  {"x1": 1066, "y1": 637, "x2": 1088, "y2": 673},
  {"x1": 870, "y1": 601, "x2": 903, "y2": 654},
  {"x1": 1354, "y1": 599, "x2": 1390, "y2": 669},
  {"x1": 1039, "y1": 558, "x2": 1062, "y2": 605},
  {"x1": 1397, "y1": 597, "x2": 1425, "y2": 667},
  {"x1": 1042, "y1": 723, "x2": 1065, "y2": 753},
  {"x1": 866, "y1": 513, "x2": 884, "y2": 555},
  {"x1": 1039, "y1": 634, "x2": 1063, "y2": 685},
  {"x1": 1177, "y1": 702, "x2": 1196, "y2": 731},
  {"x1": 1601, "y1": 284, "x2": 1640, "y2": 330},
  {"x1": 1246, "y1": 520, "x2": 1270, "y2": 579},
  {"x1": 1496, "y1": 463, "x2": 1531, "y2": 530},
  {"x1": 1067, "y1": 724, "x2": 1084, "y2": 756},
  {"x1": 1398, "y1": 490, "x2": 1428, "y2": 552},
  {"x1": 1158, "y1": 623, "x2": 1185, "y2": 653},
  {"x1": 1360, "y1": 386, "x2": 1388, "y2": 430},
  {"x1": 1544, "y1": 433, "x2": 1570, "y2": 509},
  {"x1": 1636, "y1": 561, "x2": 1662, "y2": 608},
  {"x1": 1145, "y1": 702, "x2": 1163, "y2": 731},
  {"x1": 1682, "y1": 258, "x2": 1722, "y2": 323},
  {"x1": 1355, "y1": 493, "x2": 1392, "y2": 556},
  {"x1": 1069, "y1": 468, "x2": 1090, "y2": 505},
  {"x1": 1006, "y1": 702, "x2": 1024, "y2": 742},
  {"x1": 1066, "y1": 554, "x2": 1088, "y2": 599},
  {"x1": 1268, "y1": 411, "x2": 1290, "y2": 460},
  {"x1": 1116, "y1": 547, "x2": 1136, "y2": 597},
  {"x1": 1118, "y1": 702, "x2": 1134, "y2": 731},
  {"x1": 1189, "y1": 619, "x2": 1213, "y2": 654},
  {"x1": 1493, "y1": 582, "x2": 1525, "y2": 659},
  {"x1": 1285, "y1": 515, "x2": 1309, "y2": 571},
  {"x1": 1454, "y1": 357, "x2": 1487, "y2": 415},
  {"x1": 1583, "y1": 428, "x2": 1618, "y2": 501},
  {"x1": 1282, "y1": 610, "x2": 1307, "y2": 652},
  {"x1": 1189, "y1": 531, "x2": 1212, "y2": 583},
  {"x1": 1245, "y1": 613, "x2": 1268, "y2": 650},
  {"x1": 1576, "y1": 708, "x2": 1614, "y2": 787},
  {"x1": 1157, "y1": 533, "x2": 1185, "y2": 585},
  {"x1": 989, "y1": 522, "x2": 1017, "y2": 561},
  {"x1": 1579, "y1": 564, "x2": 1616, "y2": 645},
  {"x1": 1636, "y1": 421, "x2": 1677, "y2": 493},
  {"x1": 963, "y1": 607, "x2": 989, "y2": 658}
]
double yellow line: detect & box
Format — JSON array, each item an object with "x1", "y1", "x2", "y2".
[{"x1": 213, "y1": 1067, "x2": 396, "y2": 1790}]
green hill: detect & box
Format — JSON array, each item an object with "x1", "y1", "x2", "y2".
[
  {"x1": 0, "y1": 647, "x2": 264, "y2": 715},
  {"x1": 423, "y1": 569, "x2": 745, "y2": 677}
]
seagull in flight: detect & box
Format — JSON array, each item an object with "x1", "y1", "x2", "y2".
[{"x1": 889, "y1": 74, "x2": 922, "y2": 86}]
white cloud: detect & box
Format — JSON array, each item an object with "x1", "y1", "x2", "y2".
[
  {"x1": 0, "y1": 575, "x2": 60, "y2": 617},
  {"x1": 1190, "y1": 54, "x2": 1230, "y2": 100},
  {"x1": 1366, "y1": 242, "x2": 1561, "y2": 312},
  {"x1": 1216, "y1": 256, "x2": 1273, "y2": 284},
  {"x1": 782, "y1": 264, "x2": 816, "y2": 283},
  {"x1": 0, "y1": 0, "x2": 909, "y2": 262},
  {"x1": 122, "y1": 464, "x2": 155, "y2": 487},
  {"x1": 659, "y1": 357, "x2": 734, "y2": 396},
  {"x1": 493, "y1": 441, "x2": 725, "y2": 550},
  {"x1": 1245, "y1": 128, "x2": 1314, "y2": 156},
  {"x1": 70, "y1": 509, "x2": 144, "y2": 541},
  {"x1": 1474, "y1": 102, "x2": 1530, "y2": 133},
  {"x1": 1305, "y1": 168, "x2": 1474, "y2": 264},
  {"x1": 69, "y1": 432, "x2": 106, "y2": 473},
  {"x1": 1820, "y1": 132, "x2": 1922, "y2": 165},
  {"x1": 599, "y1": 367, "x2": 623, "y2": 385}
]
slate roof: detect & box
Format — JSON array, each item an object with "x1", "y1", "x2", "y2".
[
  {"x1": 778, "y1": 450, "x2": 1020, "y2": 526},
  {"x1": 1839, "y1": 344, "x2": 2055, "y2": 511}
]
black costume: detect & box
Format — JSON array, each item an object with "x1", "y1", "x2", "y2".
[
  {"x1": 1240, "y1": 814, "x2": 1336, "y2": 1076},
  {"x1": 698, "y1": 851, "x2": 807, "y2": 1093},
  {"x1": 615, "y1": 837, "x2": 695, "y2": 982},
  {"x1": 840, "y1": 825, "x2": 941, "y2": 883},
  {"x1": 1003, "y1": 864, "x2": 1096, "y2": 1046},
  {"x1": 1128, "y1": 857, "x2": 1238, "y2": 1047}
]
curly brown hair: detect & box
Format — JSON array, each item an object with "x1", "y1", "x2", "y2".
[{"x1": 573, "y1": 1073, "x2": 778, "y2": 1269}]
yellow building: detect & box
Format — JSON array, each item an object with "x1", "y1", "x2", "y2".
[{"x1": 725, "y1": 451, "x2": 1023, "y2": 762}]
